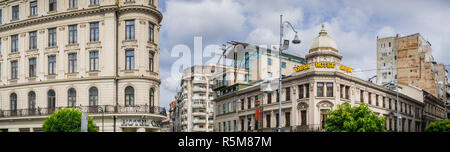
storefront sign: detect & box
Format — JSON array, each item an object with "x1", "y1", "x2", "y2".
[
  {"x1": 340, "y1": 65, "x2": 352, "y2": 73},
  {"x1": 121, "y1": 119, "x2": 162, "y2": 127},
  {"x1": 295, "y1": 64, "x2": 310, "y2": 72}
]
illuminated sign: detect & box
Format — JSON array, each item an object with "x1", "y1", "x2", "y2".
[
  {"x1": 315, "y1": 62, "x2": 335, "y2": 68},
  {"x1": 340, "y1": 65, "x2": 352, "y2": 73},
  {"x1": 121, "y1": 119, "x2": 162, "y2": 127},
  {"x1": 295, "y1": 64, "x2": 310, "y2": 72}
]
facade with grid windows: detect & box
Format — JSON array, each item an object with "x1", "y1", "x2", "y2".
[
  {"x1": 0, "y1": 0, "x2": 164, "y2": 132},
  {"x1": 213, "y1": 25, "x2": 446, "y2": 132}
]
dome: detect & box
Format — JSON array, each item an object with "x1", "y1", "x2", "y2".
[{"x1": 309, "y1": 24, "x2": 337, "y2": 51}]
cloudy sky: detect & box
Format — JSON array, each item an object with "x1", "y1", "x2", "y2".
[{"x1": 157, "y1": 0, "x2": 450, "y2": 109}]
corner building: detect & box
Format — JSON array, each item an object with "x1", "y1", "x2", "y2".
[
  {"x1": 214, "y1": 25, "x2": 446, "y2": 132},
  {"x1": 0, "y1": 0, "x2": 164, "y2": 132}
]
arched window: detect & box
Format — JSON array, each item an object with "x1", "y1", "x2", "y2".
[
  {"x1": 48, "y1": 90, "x2": 56, "y2": 113},
  {"x1": 149, "y1": 88, "x2": 154, "y2": 107},
  {"x1": 125, "y1": 86, "x2": 134, "y2": 107},
  {"x1": 10, "y1": 93, "x2": 18, "y2": 116},
  {"x1": 89, "y1": 87, "x2": 98, "y2": 107},
  {"x1": 68, "y1": 88, "x2": 76, "y2": 107},
  {"x1": 28, "y1": 91, "x2": 36, "y2": 110}
]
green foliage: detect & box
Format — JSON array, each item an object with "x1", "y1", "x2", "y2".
[
  {"x1": 425, "y1": 119, "x2": 450, "y2": 132},
  {"x1": 325, "y1": 103, "x2": 386, "y2": 132},
  {"x1": 43, "y1": 108, "x2": 98, "y2": 132}
]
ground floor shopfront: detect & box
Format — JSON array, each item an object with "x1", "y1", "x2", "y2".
[{"x1": 0, "y1": 105, "x2": 167, "y2": 132}]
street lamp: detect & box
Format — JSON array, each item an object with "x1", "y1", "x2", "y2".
[{"x1": 278, "y1": 14, "x2": 301, "y2": 132}]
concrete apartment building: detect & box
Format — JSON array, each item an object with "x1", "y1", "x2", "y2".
[
  {"x1": 214, "y1": 25, "x2": 446, "y2": 132},
  {"x1": 213, "y1": 41, "x2": 306, "y2": 98},
  {"x1": 376, "y1": 33, "x2": 448, "y2": 102},
  {"x1": 0, "y1": 0, "x2": 165, "y2": 132},
  {"x1": 174, "y1": 65, "x2": 217, "y2": 132}
]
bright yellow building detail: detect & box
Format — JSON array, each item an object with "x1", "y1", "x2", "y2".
[
  {"x1": 340, "y1": 65, "x2": 352, "y2": 73},
  {"x1": 315, "y1": 62, "x2": 335, "y2": 68},
  {"x1": 295, "y1": 64, "x2": 311, "y2": 72}
]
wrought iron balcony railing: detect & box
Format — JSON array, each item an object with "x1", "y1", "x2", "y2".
[{"x1": 0, "y1": 105, "x2": 166, "y2": 118}]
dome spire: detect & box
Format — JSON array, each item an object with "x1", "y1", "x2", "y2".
[{"x1": 319, "y1": 24, "x2": 327, "y2": 36}]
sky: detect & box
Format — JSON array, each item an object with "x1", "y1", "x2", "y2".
[{"x1": 157, "y1": 0, "x2": 450, "y2": 109}]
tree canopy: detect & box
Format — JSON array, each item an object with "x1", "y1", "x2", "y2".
[
  {"x1": 43, "y1": 108, "x2": 98, "y2": 132},
  {"x1": 425, "y1": 119, "x2": 450, "y2": 132},
  {"x1": 325, "y1": 103, "x2": 386, "y2": 132}
]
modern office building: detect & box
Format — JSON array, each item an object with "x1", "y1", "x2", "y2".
[
  {"x1": 213, "y1": 25, "x2": 447, "y2": 132},
  {"x1": 0, "y1": 0, "x2": 165, "y2": 132}
]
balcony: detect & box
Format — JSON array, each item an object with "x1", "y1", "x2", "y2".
[
  {"x1": 192, "y1": 112, "x2": 206, "y2": 116},
  {"x1": 192, "y1": 127, "x2": 207, "y2": 132},
  {"x1": 0, "y1": 105, "x2": 167, "y2": 119},
  {"x1": 192, "y1": 103, "x2": 206, "y2": 108},
  {"x1": 192, "y1": 96, "x2": 206, "y2": 100},
  {"x1": 193, "y1": 79, "x2": 207, "y2": 84},
  {"x1": 192, "y1": 87, "x2": 207, "y2": 92},
  {"x1": 193, "y1": 119, "x2": 207, "y2": 124}
]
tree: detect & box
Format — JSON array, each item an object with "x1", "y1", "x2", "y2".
[
  {"x1": 325, "y1": 103, "x2": 386, "y2": 132},
  {"x1": 425, "y1": 119, "x2": 450, "y2": 132},
  {"x1": 43, "y1": 108, "x2": 98, "y2": 132}
]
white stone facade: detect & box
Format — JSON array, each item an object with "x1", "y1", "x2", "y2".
[{"x1": 0, "y1": 0, "x2": 164, "y2": 132}]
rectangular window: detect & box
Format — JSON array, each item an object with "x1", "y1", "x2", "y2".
[
  {"x1": 218, "y1": 122, "x2": 221, "y2": 132},
  {"x1": 299, "y1": 85, "x2": 304, "y2": 99},
  {"x1": 68, "y1": 25, "x2": 77, "y2": 44},
  {"x1": 267, "y1": 72, "x2": 272, "y2": 78},
  {"x1": 275, "y1": 113, "x2": 279, "y2": 128},
  {"x1": 376, "y1": 95, "x2": 379, "y2": 106},
  {"x1": 389, "y1": 99, "x2": 392, "y2": 110},
  {"x1": 149, "y1": 52, "x2": 154, "y2": 72},
  {"x1": 30, "y1": 1, "x2": 38, "y2": 16},
  {"x1": 301, "y1": 110, "x2": 307, "y2": 125},
  {"x1": 90, "y1": 0, "x2": 99, "y2": 5},
  {"x1": 69, "y1": 0, "x2": 77, "y2": 8},
  {"x1": 281, "y1": 62, "x2": 286, "y2": 68},
  {"x1": 276, "y1": 90, "x2": 279, "y2": 102},
  {"x1": 48, "y1": 28, "x2": 57, "y2": 47},
  {"x1": 68, "y1": 53, "x2": 77, "y2": 73},
  {"x1": 244, "y1": 52, "x2": 249, "y2": 69},
  {"x1": 149, "y1": 23, "x2": 154, "y2": 42},
  {"x1": 368, "y1": 93, "x2": 372, "y2": 105},
  {"x1": 49, "y1": 0, "x2": 57, "y2": 12},
  {"x1": 266, "y1": 114, "x2": 271, "y2": 128},
  {"x1": 382, "y1": 97, "x2": 386, "y2": 108},
  {"x1": 223, "y1": 103, "x2": 226, "y2": 114},
  {"x1": 240, "y1": 119, "x2": 244, "y2": 131},
  {"x1": 29, "y1": 31, "x2": 37, "y2": 49},
  {"x1": 48, "y1": 56, "x2": 56, "y2": 75},
  {"x1": 285, "y1": 112, "x2": 290, "y2": 127},
  {"x1": 125, "y1": 20, "x2": 135, "y2": 40},
  {"x1": 326, "y1": 83, "x2": 333, "y2": 97},
  {"x1": 340, "y1": 85, "x2": 344, "y2": 98},
  {"x1": 267, "y1": 93, "x2": 272, "y2": 104},
  {"x1": 218, "y1": 105, "x2": 221, "y2": 115},
  {"x1": 233, "y1": 100, "x2": 236, "y2": 112},
  {"x1": 11, "y1": 35, "x2": 19, "y2": 53},
  {"x1": 317, "y1": 82, "x2": 324, "y2": 97},
  {"x1": 90, "y1": 22, "x2": 99, "y2": 42},
  {"x1": 233, "y1": 120, "x2": 237, "y2": 132},
  {"x1": 29, "y1": 58, "x2": 37, "y2": 77},
  {"x1": 305, "y1": 84, "x2": 309, "y2": 98},
  {"x1": 345, "y1": 86, "x2": 350, "y2": 99},
  {"x1": 89, "y1": 51, "x2": 99, "y2": 71},
  {"x1": 149, "y1": 0, "x2": 153, "y2": 5},
  {"x1": 0, "y1": 9, "x2": 2, "y2": 23},
  {"x1": 360, "y1": 90, "x2": 364, "y2": 103},
  {"x1": 240, "y1": 99, "x2": 244, "y2": 110},
  {"x1": 285, "y1": 87, "x2": 290, "y2": 101},
  {"x1": 125, "y1": 50, "x2": 134, "y2": 70},
  {"x1": 11, "y1": 61, "x2": 18, "y2": 79},
  {"x1": 268, "y1": 59, "x2": 272, "y2": 65},
  {"x1": 247, "y1": 97, "x2": 251, "y2": 109},
  {"x1": 12, "y1": 5, "x2": 19, "y2": 20},
  {"x1": 320, "y1": 109, "x2": 329, "y2": 129}
]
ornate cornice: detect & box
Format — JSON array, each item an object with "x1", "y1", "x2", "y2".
[{"x1": 0, "y1": 5, "x2": 163, "y2": 32}]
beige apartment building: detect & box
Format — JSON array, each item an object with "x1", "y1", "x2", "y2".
[
  {"x1": 376, "y1": 33, "x2": 448, "y2": 102},
  {"x1": 0, "y1": 0, "x2": 165, "y2": 132},
  {"x1": 214, "y1": 25, "x2": 447, "y2": 132}
]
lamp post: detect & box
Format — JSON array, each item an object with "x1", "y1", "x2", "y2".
[{"x1": 278, "y1": 14, "x2": 301, "y2": 132}]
